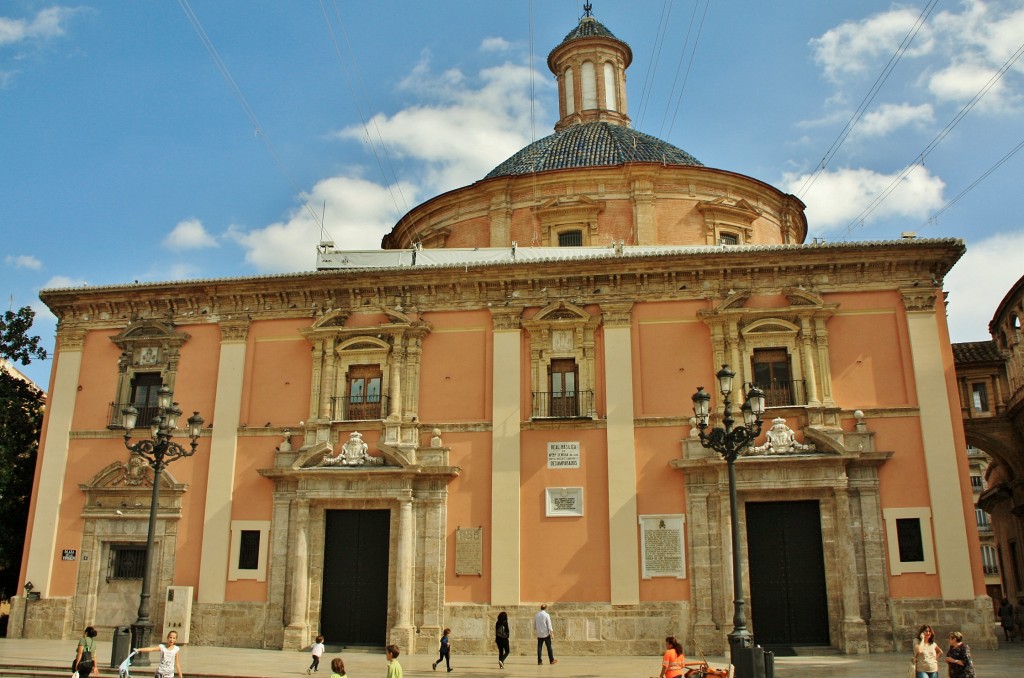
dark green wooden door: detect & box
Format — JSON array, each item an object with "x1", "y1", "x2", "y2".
[
  {"x1": 745, "y1": 500, "x2": 830, "y2": 646},
  {"x1": 321, "y1": 510, "x2": 391, "y2": 645}
]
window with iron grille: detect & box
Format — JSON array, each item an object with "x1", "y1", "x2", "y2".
[
  {"x1": 558, "y1": 230, "x2": 583, "y2": 247},
  {"x1": 895, "y1": 518, "x2": 925, "y2": 563},
  {"x1": 238, "y1": 530, "x2": 261, "y2": 570},
  {"x1": 718, "y1": 232, "x2": 739, "y2": 245},
  {"x1": 108, "y1": 544, "x2": 147, "y2": 580},
  {"x1": 970, "y1": 475, "x2": 984, "y2": 491}
]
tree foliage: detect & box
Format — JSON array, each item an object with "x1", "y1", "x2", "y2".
[{"x1": 0, "y1": 307, "x2": 47, "y2": 601}]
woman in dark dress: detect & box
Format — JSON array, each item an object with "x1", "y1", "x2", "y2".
[
  {"x1": 944, "y1": 631, "x2": 975, "y2": 678},
  {"x1": 495, "y1": 610, "x2": 511, "y2": 669}
]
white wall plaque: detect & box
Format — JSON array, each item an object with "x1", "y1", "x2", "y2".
[
  {"x1": 639, "y1": 514, "x2": 686, "y2": 579},
  {"x1": 545, "y1": 487, "x2": 584, "y2": 517},
  {"x1": 547, "y1": 441, "x2": 581, "y2": 468}
]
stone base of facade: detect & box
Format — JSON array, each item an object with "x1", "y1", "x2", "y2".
[
  {"x1": 8, "y1": 595, "x2": 73, "y2": 640},
  {"x1": 190, "y1": 602, "x2": 272, "y2": 648},
  {"x1": 889, "y1": 596, "x2": 997, "y2": 650},
  {"x1": 429, "y1": 602, "x2": 688, "y2": 657}
]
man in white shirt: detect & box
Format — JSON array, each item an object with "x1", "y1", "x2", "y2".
[{"x1": 534, "y1": 604, "x2": 558, "y2": 665}]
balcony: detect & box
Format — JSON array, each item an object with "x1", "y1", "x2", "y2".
[
  {"x1": 747, "y1": 380, "x2": 807, "y2": 408},
  {"x1": 531, "y1": 390, "x2": 595, "y2": 419},
  {"x1": 329, "y1": 394, "x2": 390, "y2": 422},
  {"x1": 107, "y1": 402, "x2": 160, "y2": 430}
]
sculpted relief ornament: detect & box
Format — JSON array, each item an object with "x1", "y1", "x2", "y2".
[
  {"x1": 746, "y1": 417, "x2": 815, "y2": 456},
  {"x1": 321, "y1": 431, "x2": 383, "y2": 466}
]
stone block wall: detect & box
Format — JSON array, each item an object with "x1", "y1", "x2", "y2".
[
  {"x1": 10, "y1": 595, "x2": 74, "y2": 639},
  {"x1": 190, "y1": 602, "x2": 270, "y2": 648},
  {"x1": 890, "y1": 596, "x2": 997, "y2": 650}
]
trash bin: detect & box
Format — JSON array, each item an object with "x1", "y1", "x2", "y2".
[
  {"x1": 110, "y1": 626, "x2": 132, "y2": 668},
  {"x1": 762, "y1": 648, "x2": 774, "y2": 678}
]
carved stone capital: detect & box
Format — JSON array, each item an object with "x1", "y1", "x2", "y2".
[
  {"x1": 57, "y1": 327, "x2": 87, "y2": 352},
  {"x1": 901, "y1": 289, "x2": 937, "y2": 313},
  {"x1": 220, "y1": 321, "x2": 251, "y2": 342},
  {"x1": 600, "y1": 303, "x2": 634, "y2": 327},
  {"x1": 490, "y1": 309, "x2": 522, "y2": 331}
]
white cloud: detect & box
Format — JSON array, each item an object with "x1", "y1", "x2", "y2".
[
  {"x1": 229, "y1": 176, "x2": 417, "y2": 273},
  {"x1": 927, "y1": 61, "x2": 1006, "y2": 106},
  {"x1": 337, "y1": 56, "x2": 550, "y2": 195},
  {"x1": 783, "y1": 166, "x2": 946, "y2": 231},
  {"x1": 852, "y1": 102, "x2": 934, "y2": 138},
  {"x1": 945, "y1": 230, "x2": 1024, "y2": 342},
  {"x1": 0, "y1": 7, "x2": 76, "y2": 46},
  {"x1": 163, "y1": 218, "x2": 219, "y2": 251},
  {"x1": 5, "y1": 254, "x2": 42, "y2": 270},
  {"x1": 40, "y1": 274, "x2": 88, "y2": 290},
  {"x1": 811, "y1": 8, "x2": 934, "y2": 82},
  {"x1": 481, "y1": 37, "x2": 512, "y2": 52}
]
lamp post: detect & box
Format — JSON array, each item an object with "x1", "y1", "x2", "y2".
[
  {"x1": 120, "y1": 386, "x2": 203, "y2": 665},
  {"x1": 692, "y1": 365, "x2": 765, "y2": 674}
]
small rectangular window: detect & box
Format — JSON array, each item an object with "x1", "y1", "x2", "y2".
[
  {"x1": 238, "y1": 530, "x2": 261, "y2": 570},
  {"x1": 558, "y1": 230, "x2": 583, "y2": 247},
  {"x1": 971, "y1": 383, "x2": 988, "y2": 412},
  {"x1": 718, "y1": 232, "x2": 739, "y2": 245},
  {"x1": 895, "y1": 518, "x2": 925, "y2": 563},
  {"x1": 109, "y1": 544, "x2": 147, "y2": 580},
  {"x1": 970, "y1": 475, "x2": 984, "y2": 491}
]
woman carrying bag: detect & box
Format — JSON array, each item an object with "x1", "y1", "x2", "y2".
[{"x1": 73, "y1": 627, "x2": 99, "y2": 677}]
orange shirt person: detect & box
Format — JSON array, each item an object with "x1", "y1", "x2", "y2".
[{"x1": 660, "y1": 636, "x2": 685, "y2": 678}]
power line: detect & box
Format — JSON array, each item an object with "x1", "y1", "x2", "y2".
[
  {"x1": 796, "y1": 0, "x2": 939, "y2": 200},
  {"x1": 920, "y1": 137, "x2": 1024, "y2": 229},
  {"x1": 635, "y1": 0, "x2": 674, "y2": 130},
  {"x1": 664, "y1": 0, "x2": 710, "y2": 140},
  {"x1": 843, "y1": 38, "x2": 1024, "y2": 235},
  {"x1": 176, "y1": 0, "x2": 328, "y2": 238},
  {"x1": 320, "y1": 0, "x2": 409, "y2": 218}
]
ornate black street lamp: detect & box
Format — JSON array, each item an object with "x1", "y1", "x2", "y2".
[
  {"x1": 120, "y1": 386, "x2": 203, "y2": 665},
  {"x1": 692, "y1": 365, "x2": 765, "y2": 674}
]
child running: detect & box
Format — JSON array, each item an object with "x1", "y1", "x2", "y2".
[
  {"x1": 329, "y1": 657, "x2": 346, "y2": 678},
  {"x1": 308, "y1": 635, "x2": 326, "y2": 674},
  {"x1": 432, "y1": 628, "x2": 453, "y2": 672}
]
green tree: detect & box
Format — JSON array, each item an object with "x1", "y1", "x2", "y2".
[{"x1": 0, "y1": 307, "x2": 48, "y2": 602}]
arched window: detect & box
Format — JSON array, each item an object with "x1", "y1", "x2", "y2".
[
  {"x1": 581, "y1": 61, "x2": 597, "y2": 109},
  {"x1": 603, "y1": 61, "x2": 617, "y2": 111},
  {"x1": 564, "y1": 66, "x2": 575, "y2": 115}
]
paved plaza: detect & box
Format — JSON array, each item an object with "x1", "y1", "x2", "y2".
[{"x1": 2, "y1": 637, "x2": 1023, "y2": 678}]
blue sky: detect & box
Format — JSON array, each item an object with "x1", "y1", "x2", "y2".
[{"x1": 3, "y1": 0, "x2": 1024, "y2": 387}]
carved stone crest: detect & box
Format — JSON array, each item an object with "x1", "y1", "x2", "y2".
[
  {"x1": 322, "y1": 431, "x2": 383, "y2": 466},
  {"x1": 747, "y1": 417, "x2": 815, "y2": 455}
]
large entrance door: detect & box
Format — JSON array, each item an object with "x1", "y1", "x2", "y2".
[
  {"x1": 321, "y1": 510, "x2": 391, "y2": 645},
  {"x1": 745, "y1": 500, "x2": 830, "y2": 647}
]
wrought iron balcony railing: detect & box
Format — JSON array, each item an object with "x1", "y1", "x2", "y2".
[
  {"x1": 746, "y1": 380, "x2": 807, "y2": 408},
  {"x1": 108, "y1": 402, "x2": 160, "y2": 430},
  {"x1": 329, "y1": 394, "x2": 390, "y2": 421},
  {"x1": 531, "y1": 390, "x2": 595, "y2": 419}
]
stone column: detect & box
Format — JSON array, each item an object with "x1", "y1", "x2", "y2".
[
  {"x1": 318, "y1": 338, "x2": 336, "y2": 419},
  {"x1": 800, "y1": 318, "x2": 821, "y2": 406},
  {"x1": 687, "y1": 484, "x2": 720, "y2": 651},
  {"x1": 284, "y1": 499, "x2": 310, "y2": 649},
  {"x1": 389, "y1": 344, "x2": 404, "y2": 420},
  {"x1": 24, "y1": 328, "x2": 85, "y2": 597},
  {"x1": 602, "y1": 304, "x2": 640, "y2": 604},
  {"x1": 834, "y1": 487, "x2": 868, "y2": 652},
  {"x1": 813, "y1": 317, "x2": 836, "y2": 407},
  {"x1": 849, "y1": 469, "x2": 894, "y2": 649},
  {"x1": 198, "y1": 320, "x2": 249, "y2": 604},
  {"x1": 391, "y1": 495, "x2": 415, "y2": 649},
  {"x1": 902, "y1": 291, "x2": 974, "y2": 600}
]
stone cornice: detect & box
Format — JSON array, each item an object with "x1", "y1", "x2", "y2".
[{"x1": 39, "y1": 242, "x2": 963, "y2": 332}]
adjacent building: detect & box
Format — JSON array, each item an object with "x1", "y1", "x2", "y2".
[{"x1": 14, "y1": 12, "x2": 994, "y2": 655}]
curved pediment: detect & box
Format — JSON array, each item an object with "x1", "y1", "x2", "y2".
[
  {"x1": 82, "y1": 457, "x2": 183, "y2": 491},
  {"x1": 741, "y1": 317, "x2": 800, "y2": 336},
  {"x1": 534, "y1": 300, "x2": 591, "y2": 322},
  {"x1": 310, "y1": 309, "x2": 352, "y2": 329},
  {"x1": 784, "y1": 287, "x2": 827, "y2": 307}
]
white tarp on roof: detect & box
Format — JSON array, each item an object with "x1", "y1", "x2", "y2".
[{"x1": 316, "y1": 245, "x2": 628, "y2": 270}]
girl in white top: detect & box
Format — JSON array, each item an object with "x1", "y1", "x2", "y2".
[
  {"x1": 912, "y1": 624, "x2": 943, "y2": 678},
  {"x1": 137, "y1": 630, "x2": 183, "y2": 678}
]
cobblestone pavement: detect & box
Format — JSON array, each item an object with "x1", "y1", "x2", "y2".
[{"x1": 2, "y1": 638, "x2": 1024, "y2": 678}]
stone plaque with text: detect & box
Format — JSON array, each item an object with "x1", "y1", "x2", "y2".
[
  {"x1": 639, "y1": 514, "x2": 685, "y2": 579},
  {"x1": 455, "y1": 527, "x2": 483, "y2": 575}
]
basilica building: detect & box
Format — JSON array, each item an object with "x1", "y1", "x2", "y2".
[{"x1": 15, "y1": 12, "x2": 994, "y2": 656}]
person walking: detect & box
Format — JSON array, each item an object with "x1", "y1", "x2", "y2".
[
  {"x1": 73, "y1": 626, "x2": 99, "y2": 678},
  {"x1": 495, "y1": 611, "x2": 511, "y2": 669},
  {"x1": 385, "y1": 645, "x2": 403, "y2": 678},
  {"x1": 912, "y1": 624, "x2": 943, "y2": 678},
  {"x1": 998, "y1": 597, "x2": 1015, "y2": 642},
  {"x1": 944, "y1": 631, "x2": 975, "y2": 678},
  {"x1": 309, "y1": 635, "x2": 326, "y2": 674},
  {"x1": 1015, "y1": 597, "x2": 1024, "y2": 641},
  {"x1": 136, "y1": 630, "x2": 184, "y2": 678},
  {"x1": 534, "y1": 604, "x2": 557, "y2": 665},
  {"x1": 432, "y1": 627, "x2": 453, "y2": 672},
  {"x1": 329, "y1": 657, "x2": 347, "y2": 678}
]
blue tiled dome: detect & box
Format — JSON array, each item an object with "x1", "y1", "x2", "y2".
[
  {"x1": 484, "y1": 122, "x2": 703, "y2": 179},
  {"x1": 551, "y1": 16, "x2": 621, "y2": 52}
]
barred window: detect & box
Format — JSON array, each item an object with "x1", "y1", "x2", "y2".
[
  {"x1": 558, "y1": 230, "x2": 583, "y2": 247},
  {"x1": 895, "y1": 518, "x2": 924, "y2": 563},
  {"x1": 109, "y1": 544, "x2": 146, "y2": 580},
  {"x1": 238, "y1": 530, "x2": 261, "y2": 570}
]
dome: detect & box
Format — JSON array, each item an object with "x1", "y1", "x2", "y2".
[
  {"x1": 549, "y1": 16, "x2": 624, "y2": 57},
  {"x1": 484, "y1": 121, "x2": 703, "y2": 179}
]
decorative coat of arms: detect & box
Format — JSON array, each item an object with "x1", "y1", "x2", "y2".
[
  {"x1": 747, "y1": 417, "x2": 815, "y2": 456},
  {"x1": 322, "y1": 431, "x2": 383, "y2": 466}
]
